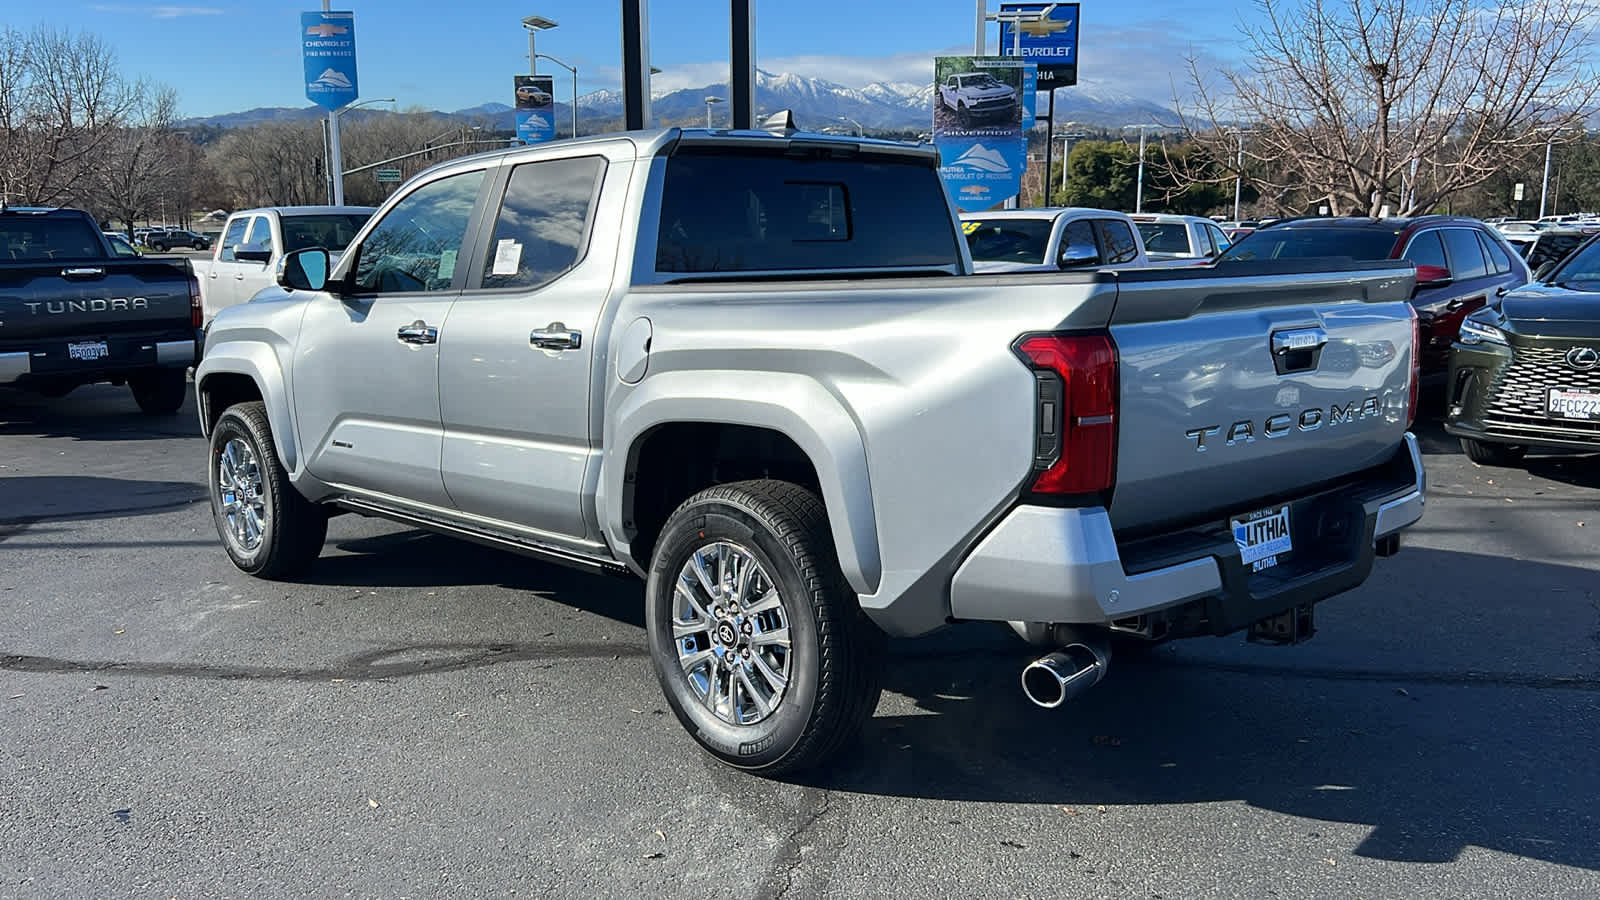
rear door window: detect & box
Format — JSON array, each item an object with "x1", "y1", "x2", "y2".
[
  {"x1": 478, "y1": 155, "x2": 605, "y2": 291},
  {"x1": 1402, "y1": 231, "x2": 1448, "y2": 269},
  {"x1": 655, "y1": 149, "x2": 959, "y2": 275},
  {"x1": 1441, "y1": 228, "x2": 1489, "y2": 280}
]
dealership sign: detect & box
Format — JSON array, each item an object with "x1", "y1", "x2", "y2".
[
  {"x1": 998, "y1": 2, "x2": 1079, "y2": 86},
  {"x1": 932, "y1": 56, "x2": 1033, "y2": 211},
  {"x1": 514, "y1": 75, "x2": 556, "y2": 144},
  {"x1": 301, "y1": 10, "x2": 359, "y2": 111}
]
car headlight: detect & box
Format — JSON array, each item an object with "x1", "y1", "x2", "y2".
[{"x1": 1458, "y1": 317, "x2": 1508, "y2": 345}]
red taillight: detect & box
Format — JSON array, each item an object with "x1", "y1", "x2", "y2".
[
  {"x1": 1407, "y1": 305, "x2": 1420, "y2": 429},
  {"x1": 1015, "y1": 334, "x2": 1117, "y2": 496},
  {"x1": 188, "y1": 273, "x2": 203, "y2": 329}
]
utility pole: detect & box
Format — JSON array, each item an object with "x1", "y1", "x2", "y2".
[{"x1": 322, "y1": 0, "x2": 345, "y2": 206}]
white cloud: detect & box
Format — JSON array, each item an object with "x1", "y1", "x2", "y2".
[{"x1": 89, "y1": 4, "x2": 223, "y2": 17}]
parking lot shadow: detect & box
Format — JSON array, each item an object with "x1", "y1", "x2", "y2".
[
  {"x1": 0, "y1": 474, "x2": 206, "y2": 524},
  {"x1": 792, "y1": 548, "x2": 1600, "y2": 872},
  {"x1": 315, "y1": 528, "x2": 646, "y2": 628},
  {"x1": 0, "y1": 385, "x2": 201, "y2": 441}
]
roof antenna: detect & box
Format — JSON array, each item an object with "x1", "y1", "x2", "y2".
[{"x1": 760, "y1": 109, "x2": 799, "y2": 134}]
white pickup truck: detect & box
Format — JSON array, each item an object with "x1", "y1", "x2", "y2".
[
  {"x1": 198, "y1": 206, "x2": 374, "y2": 324},
  {"x1": 197, "y1": 126, "x2": 1425, "y2": 775},
  {"x1": 961, "y1": 208, "x2": 1151, "y2": 272}
]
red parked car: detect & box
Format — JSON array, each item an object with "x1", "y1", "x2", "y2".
[{"x1": 1215, "y1": 216, "x2": 1531, "y2": 377}]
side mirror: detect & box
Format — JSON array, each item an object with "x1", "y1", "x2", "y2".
[
  {"x1": 279, "y1": 248, "x2": 331, "y2": 292},
  {"x1": 1414, "y1": 263, "x2": 1453, "y2": 288},
  {"x1": 1533, "y1": 261, "x2": 1556, "y2": 282},
  {"x1": 1057, "y1": 240, "x2": 1100, "y2": 269},
  {"x1": 235, "y1": 243, "x2": 272, "y2": 263}
]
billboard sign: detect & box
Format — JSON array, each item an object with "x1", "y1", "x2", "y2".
[
  {"x1": 302, "y1": 10, "x2": 359, "y2": 111},
  {"x1": 998, "y1": 2, "x2": 1079, "y2": 86},
  {"x1": 514, "y1": 74, "x2": 556, "y2": 144},
  {"x1": 933, "y1": 56, "x2": 1029, "y2": 211}
]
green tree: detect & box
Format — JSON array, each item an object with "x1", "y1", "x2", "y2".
[{"x1": 1054, "y1": 141, "x2": 1137, "y2": 210}]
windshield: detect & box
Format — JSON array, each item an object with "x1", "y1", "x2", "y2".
[
  {"x1": 961, "y1": 74, "x2": 1001, "y2": 88},
  {"x1": 963, "y1": 219, "x2": 1054, "y2": 264},
  {"x1": 1136, "y1": 222, "x2": 1191, "y2": 255},
  {"x1": 281, "y1": 213, "x2": 372, "y2": 252},
  {"x1": 1543, "y1": 234, "x2": 1600, "y2": 290},
  {"x1": 1219, "y1": 227, "x2": 1399, "y2": 262}
]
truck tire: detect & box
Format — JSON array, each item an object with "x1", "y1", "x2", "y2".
[
  {"x1": 956, "y1": 102, "x2": 971, "y2": 128},
  {"x1": 645, "y1": 479, "x2": 883, "y2": 776},
  {"x1": 129, "y1": 368, "x2": 188, "y2": 415},
  {"x1": 1460, "y1": 438, "x2": 1527, "y2": 467},
  {"x1": 208, "y1": 401, "x2": 328, "y2": 578}
]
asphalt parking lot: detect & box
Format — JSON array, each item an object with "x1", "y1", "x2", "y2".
[{"x1": 3, "y1": 385, "x2": 1597, "y2": 898}]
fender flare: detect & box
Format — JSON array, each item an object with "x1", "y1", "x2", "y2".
[
  {"x1": 195, "y1": 341, "x2": 299, "y2": 475},
  {"x1": 603, "y1": 370, "x2": 882, "y2": 596}
]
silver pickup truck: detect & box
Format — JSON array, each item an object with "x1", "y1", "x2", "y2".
[{"x1": 196, "y1": 127, "x2": 1425, "y2": 775}]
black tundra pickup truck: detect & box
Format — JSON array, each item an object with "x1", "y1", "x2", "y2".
[{"x1": 1, "y1": 206, "x2": 201, "y2": 414}]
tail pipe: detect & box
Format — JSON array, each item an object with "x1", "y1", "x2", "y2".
[{"x1": 1021, "y1": 640, "x2": 1110, "y2": 709}]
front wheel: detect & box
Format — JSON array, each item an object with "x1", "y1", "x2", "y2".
[
  {"x1": 645, "y1": 480, "x2": 883, "y2": 776},
  {"x1": 208, "y1": 401, "x2": 328, "y2": 577},
  {"x1": 129, "y1": 368, "x2": 188, "y2": 415},
  {"x1": 1461, "y1": 438, "x2": 1527, "y2": 467}
]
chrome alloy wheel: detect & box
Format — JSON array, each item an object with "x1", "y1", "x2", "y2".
[
  {"x1": 217, "y1": 437, "x2": 267, "y2": 552},
  {"x1": 673, "y1": 541, "x2": 792, "y2": 726}
]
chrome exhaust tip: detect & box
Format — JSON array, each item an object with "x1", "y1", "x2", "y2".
[{"x1": 1021, "y1": 642, "x2": 1109, "y2": 709}]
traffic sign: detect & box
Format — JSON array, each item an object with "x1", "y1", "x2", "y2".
[
  {"x1": 375, "y1": 168, "x2": 402, "y2": 183},
  {"x1": 998, "y1": 3, "x2": 1079, "y2": 87}
]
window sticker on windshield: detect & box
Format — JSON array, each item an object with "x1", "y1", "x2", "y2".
[
  {"x1": 492, "y1": 238, "x2": 523, "y2": 276},
  {"x1": 962, "y1": 221, "x2": 983, "y2": 235},
  {"x1": 438, "y1": 249, "x2": 458, "y2": 281}
]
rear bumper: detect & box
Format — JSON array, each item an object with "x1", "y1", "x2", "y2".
[
  {"x1": 948, "y1": 433, "x2": 1425, "y2": 632},
  {"x1": 0, "y1": 336, "x2": 196, "y2": 386}
]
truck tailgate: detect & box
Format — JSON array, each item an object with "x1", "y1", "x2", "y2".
[
  {"x1": 0, "y1": 259, "x2": 194, "y2": 341},
  {"x1": 1107, "y1": 261, "x2": 1416, "y2": 536}
]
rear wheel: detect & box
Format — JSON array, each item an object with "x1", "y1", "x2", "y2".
[
  {"x1": 645, "y1": 479, "x2": 883, "y2": 776},
  {"x1": 1461, "y1": 438, "x2": 1527, "y2": 467},
  {"x1": 208, "y1": 401, "x2": 328, "y2": 577},
  {"x1": 129, "y1": 368, "x2": 188, "y2": 415}
]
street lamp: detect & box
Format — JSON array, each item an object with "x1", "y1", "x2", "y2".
[
  {"x1": 705, "y1": 96, "x2": 724, "y2": 129},
  {"x1": 521, "y1": 15, "x2": 557, "y2": 76},
  {"x1": 836, "y1": 116, "x2": 863, "y2": 137},
  {"x1": 536, "y1": 53, "x2": 580, "y2": 139},
  {"x1": 1224, "y1": 127, "x2": 1261, "y2": 221},
  {"x1": 1122, "y1": 123, "x2": 1162, "y2": 214},
  {"x1": 324, "y1": 97, "x2": 396, "y2": 204},
  {"x1": 1533, "y1": 124, "x2": 1574, "y2": 219},
  {"x1": 1054, "y1": 131, "x2": 1087, "y2": 199}
]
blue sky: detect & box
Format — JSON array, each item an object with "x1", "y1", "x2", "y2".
[{"x1": 25, "y1": 2, "x2": 1242, "y2": 116}]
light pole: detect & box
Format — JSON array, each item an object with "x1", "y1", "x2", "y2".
[
  {"x1": 521, "y1": 14, "x2": 557, "y2": 77},
  {"x1": 1055, "y1": 130, "x2": 1087, "y2": 199},
  {"x1": 1122, "y1": 124, "x2": 1161, "y2": 214},
  {"x1": 705, "y1": 96, "x2": 724, "y2": 129},
  {"x1": 1225, "y1": 127, "x2": 1259, "y2": 221},
  {"x1": 535, "y1": 53, "x2": 579, "y2": 139},
  {"x1": 836, "y1": 116, "x2": 863, "y2": 137},
  {"x1": 326, "y1": 96, "x2": 394, "y2": 204},
  {"x1": 1541, "y1": 134, "x2": 1555, "y2": 218}
]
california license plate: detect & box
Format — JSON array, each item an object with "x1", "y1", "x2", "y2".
[
  {"x1": 68, "y1": 340, "x2": 109, "y2": 361},
  {"x1": 1548, "y1": 388, "x2": 1600, "y2": 420},
  {"x1": 1231, "y1": 505, "x2": 1292, "y2": 573}
]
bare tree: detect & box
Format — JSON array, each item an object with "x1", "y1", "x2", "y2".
[
  {"x1": 93, "y1": 86, "x2": 192, "y2": 232},
  {"x1": 0, "y1": 26, "x2": 144, "y2": 206},
  {"x1": 1173, "y1": 0, "x2": 1600, "y2": 216}
]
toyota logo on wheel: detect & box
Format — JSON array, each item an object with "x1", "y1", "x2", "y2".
[{"x1": 1565, "y1": 346, "x2": 1600, "y2": 371}]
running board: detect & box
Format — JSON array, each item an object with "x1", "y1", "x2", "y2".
[{"x1": 330, "y1": 497, "x2": 631, "y2": 577}]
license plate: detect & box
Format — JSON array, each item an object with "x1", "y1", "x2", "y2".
[
  {"x1": 1548, "y1": 388, "x2": 1600, "y2": 420},
  {"x1": 1231, "y1": 505, "x2": 1292, "y2": 573},
  {"x1": 67, "y1": 340, "x2": 109, "y2": 361}
]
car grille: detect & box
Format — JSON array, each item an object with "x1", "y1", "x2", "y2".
[{"x1": 1482, "y1": 344, "x2": 1600, "y2": 441}]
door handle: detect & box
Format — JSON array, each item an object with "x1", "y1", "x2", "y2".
[
  {"x1": 234, "y1": 273, "x2": 245, "y2": 280},
  {"x1": 530, "y1": 322, "x2": 581, "y2": 350},
  {"x1": 208, "y1": 271, "x2": 218, "y2": 279},
  {"x1": 1495, "y1": 286, "x2": 1509, "y2": 297},
  {"x1": 1446, "y1": 296, "x2": 1483, "y2": 311},
  {"x1": 61, "y1": 267, "x2": 105, "y2": 278},
  {"x1": 397, "y1": 321, "x2": 439, "y2": 345}
]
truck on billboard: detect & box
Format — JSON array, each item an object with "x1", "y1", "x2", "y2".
[{"x1": 932, "y1": 56, "x2": 1033, "y2": 212}]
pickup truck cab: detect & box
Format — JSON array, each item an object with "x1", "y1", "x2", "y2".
[
  {"x1": 2, "y1": 206, "x2": 200, "y2": 413},
  {"x1": 1131, "y1": 213, "x2": 1234, "y2": 263},
  {"x1": 199, "y1": 206, "x2": 374, "y2": 323},
  {"x1": 960, "y1": 208, "x2": 1150, "y2": 272},
  {"x1": 197, "y1": 127, "x2": 1425, "y2": 775}
]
